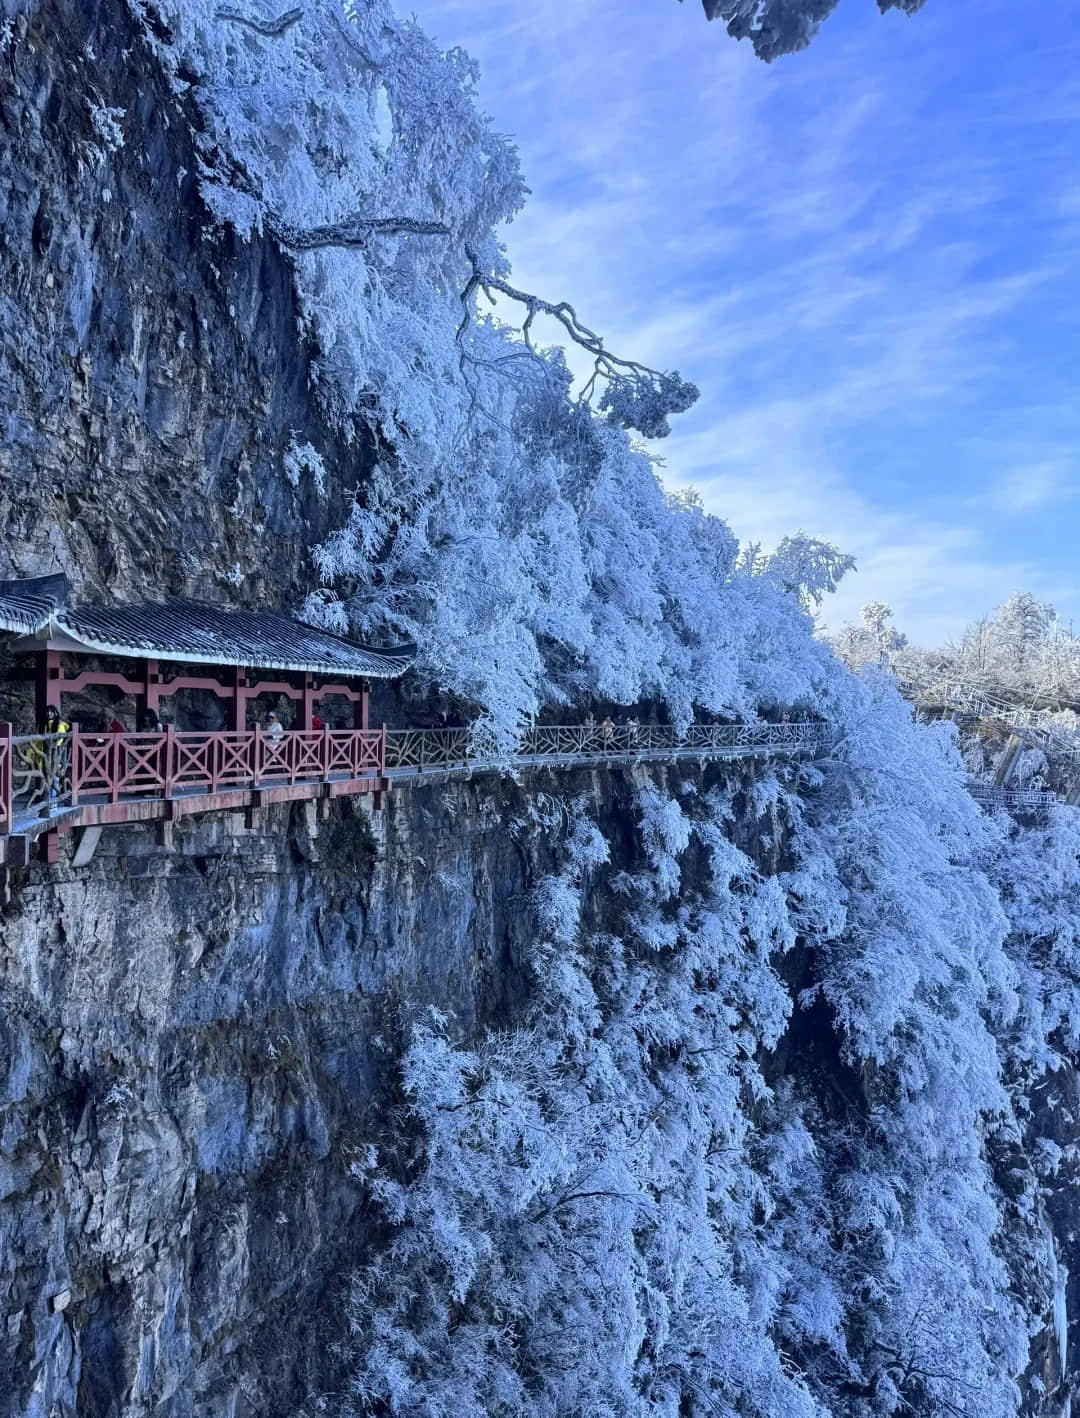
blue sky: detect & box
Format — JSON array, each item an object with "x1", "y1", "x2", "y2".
[{"x1": 409, "y1": 0, "x2": 1080, "y2": 646}]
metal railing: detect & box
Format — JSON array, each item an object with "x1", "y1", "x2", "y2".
[
  {"x1": 910, "y1": 679, "x2": 1080, "y2": 788},
  {"x1": 913, "y1": 678, "x2": 1078, "y2": 734},
  {"x1": 966, "y1": 782, "x2": 1057, "y2": 814},
  {"x1": 6, "y1": 718, "x2": 1069, "y2": 841},
  {"x1": 12, "y1": 732, "x2": 73, "y2": 819},
  {"x1": 384, "y1": 719, "x2": 831, "y2": 773}
]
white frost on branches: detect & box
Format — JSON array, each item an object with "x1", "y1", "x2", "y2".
[
  {"x1": 343, "y1": 684, "x2": 1076, "y2": 1416},
  {"x1": 121, "y1": 7, "x2": 1080, "y2": 1414},
  {"x1": 283, "y1": 430, "x2": 328, "y2": 496}
]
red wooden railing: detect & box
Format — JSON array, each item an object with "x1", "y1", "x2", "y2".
[{"x1": 4, "y1": 726, "x2": 386, "y2": 827}]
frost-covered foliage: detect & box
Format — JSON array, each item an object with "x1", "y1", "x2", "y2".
[
  {"x1": 990, "y1": 806, "x2": 1080, "y2": 1077},
  {"x1": 778, "y1": 674, "x2": 1032, "y2": 1416},
  {"x1": 346, "y1": 794, "x2": 823, "y2": 1417},
  {"x1": 831, "y1": 601, "x2": 909, "y2": 671},
  {"x1": 122, "y1": 9, "x2": 1079, "y2": 1411},
  {"x1": 89, "y1": 102, "x2": 126, "y2": 151},
  {"x1": 127, "y1": 0, "x2": 853, "y2": 744},
  {"x1": 697, "y1": 0, "x2": 929, "y2": 62},
  {"x1": 284, "y1": 431, "x2": 328, "y2": 497},
  {"x1": 343, "y1": 678, "x2": 1080, "y2": 1417},
  {"x1": 837, "y1": 594, "x2": 1080, "y2": 789},
  {"x1": 751, "y1": 533, "x2": 857, "y2": 611}
]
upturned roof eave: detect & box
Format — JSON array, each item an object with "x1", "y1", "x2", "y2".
[{"x1": 1, "y1": 596, "x2": 415, "y2": 680}]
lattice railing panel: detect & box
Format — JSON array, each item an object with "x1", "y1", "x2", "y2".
[{"x1": 12, "y1": 733, "x2": 71, "y2": 818}]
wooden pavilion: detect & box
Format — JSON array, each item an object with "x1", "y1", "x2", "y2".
[{"x1": 0, "y1": 573, "x2": 414, "y2": 732}]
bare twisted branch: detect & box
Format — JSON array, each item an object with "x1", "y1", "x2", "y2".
[{"x1": 458, "y1": 245, "x2": 698, "y2": 438}]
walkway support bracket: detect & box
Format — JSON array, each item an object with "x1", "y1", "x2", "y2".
[{"x1": 71, "y1": 826, "x2": 103, "y2": 868}]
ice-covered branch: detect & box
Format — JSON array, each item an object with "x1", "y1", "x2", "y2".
[
  {"x1": 215, "y1": 5, "x2": 304, "y2": 36},
  {"x1": 268, "y1": 212, "x2": 450, "y2": 250},
  {"x1": 459, "y1": 246, "x2": 698, "y2": 438}
]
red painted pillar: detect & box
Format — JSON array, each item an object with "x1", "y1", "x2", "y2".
[
  {"x1": 142, "y1": 657, "x2": 161, "y2": 722},
  {"x1": 354, "y1": 680, "x2": 370, "y2": 731},
  {"x1": 298, "y1": 673, "x2": 314, "y2": 731},
  {"x1": 69, "y1": 724, "x2": 80, "y2": 806},
  {"x1": 0, "y1": 722, "x2": 11, "y2": 835},
  {"x1": 228, "y1": 666, "x2": 248, "y2": 732},
  {"x1": 36, "y1": 649, "x2": 63, "y2": 726}
]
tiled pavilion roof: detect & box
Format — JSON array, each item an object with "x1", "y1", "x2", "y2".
[{"x1": 0, "y1": 575, "x2": 414, "y2": 679}]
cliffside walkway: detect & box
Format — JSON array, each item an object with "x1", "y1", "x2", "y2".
[
  {"x1": 0, "y1": 720, "x2": 829, "y2": 865},
  {"x1": 905, "y1": 677, "x2": 1080, "y2": 807}
]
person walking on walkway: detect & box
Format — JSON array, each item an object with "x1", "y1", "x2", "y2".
[
  {"x1": 37, "y1": 705, "x2": 71, "y2": 805},
  {"x1": 265, "y1": 710, "x2": 285, "y2": 746}
]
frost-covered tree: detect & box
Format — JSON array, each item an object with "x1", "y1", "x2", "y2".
[
  {"x1": 136, "y1": 0, "x2": 854, "y2": 746},
  {"x1": 342, "y1": 672, "x2": 1077, "y2": 1417},
  {"x1": 894, "y1": 593, "x2": 1080, "y2": 707},
  {"x1": 117, "y1": 10, "x2": 1080, "y2": 1411},
  {"x1": 761, "y1": 532, "x2": 856, "y2": 611},
  {"x1": 692, "y1": 0, "x2": 930, "y2": 62},
  {"x1": 832, "y1": 601, "x2": 907, "y2": 671},
  {"x1": 987, "y1": 592, "x2": 1058, "y2": 677}
]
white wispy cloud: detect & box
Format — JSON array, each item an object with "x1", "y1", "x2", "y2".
[{"x1": 989, "y1": 460, "x2": 1077, "y2": 516}]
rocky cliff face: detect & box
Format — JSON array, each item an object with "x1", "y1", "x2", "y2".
[
  {"x1": 0, "y1": 0, "x2": 361, "y2": 607},
  {"x1": 0, "y1": 761, "x2": 763, "y2": 1416}
]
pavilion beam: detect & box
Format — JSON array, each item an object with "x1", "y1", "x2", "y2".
[
  {"x1": 315, "y1": 681, "x2": 364, "y2": 703},
  {"x1": 158, "y1": 674, "x2": 236, "y2": 699},
  {"x1": 57, "y1": 668, "x2": 144, "y2": 697},
  {"x1": 244, "y1": 679, "x2": 304, "y2": 701}
]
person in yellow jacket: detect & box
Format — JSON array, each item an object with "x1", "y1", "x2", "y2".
[{"x1": 31, "y1": 705, "x2": 71, "y2": 804}]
